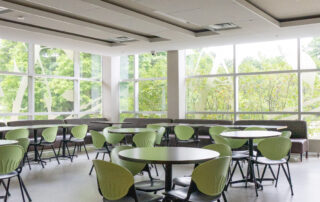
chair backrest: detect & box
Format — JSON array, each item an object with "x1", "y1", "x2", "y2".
[
  {"x1": 0, "y1": 145, "x2": 24, "y2": 174},
  {"x1": 71, "y1": 124, "x2": 88, "y2": 139},
  {"x1": 16, "y1": 138, "x2": 30, "y2": 153},
  {"x1": 93, "y1": 160, "x2": 134, "y2": 201},
  {"x1": 174, "y1": 125, "x2": 194, "y2": 140},
  {"x1": 5, "y1": 129, "x2": 29, "y2": 140},
  {"x1": 281, "y1": 130, "x2": 292, "y2": 139},
  {"x1": 132, "y1": 132, "x2": 156, "y2": 147},
  {"x1": 203, "y1": 144, "x2": 232, "y2": 157},
  {"x1": 191, "y1": 156, "x2": 231, "y2": 197},
  {"x1": 103, "y1": 127, "x2": 125, "y2": 145},
  {"x1": 224, "y1": 129, "x2": 247, "y2": 149},
  {"x1": 90, "y1": 130, "x2": 106, "y2": 149},
  {"x1": 244, "y1": 127, "x2": 267, "y2": 144},
  {"x1": 257, "y1": 137, "x2": 292, "y2": 160},
  {"x1": 111, "y1": 146, "x2": 146, "y2": 176},
  {"x1": 42, "y1": 127, "x2": 58, "y2": 143},
  {"x1": 209, "y1": 126, "x2": 228, "y2": 139},
  {"x1": 147, "y1": 124, "x2": 166, "y2": 145}
]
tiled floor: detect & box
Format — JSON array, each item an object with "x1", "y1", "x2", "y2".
[{"x1": 1, "y1": 149, "x2": 319, "y2": 202}]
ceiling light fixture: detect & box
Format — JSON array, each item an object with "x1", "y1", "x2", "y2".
[
  {"x1": 17, "y1": 16, "x2": 25, "y2": 20},
  {"x1": 208, "y1": 23, "x2": 239, "y2": 31}
]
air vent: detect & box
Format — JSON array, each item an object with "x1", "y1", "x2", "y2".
[
  {"x1": 107, "y1": 36, "x2": 136, "y2": 43},
  {"x1": 208, "y1": 23, "x2": 239, "y2": 31}
]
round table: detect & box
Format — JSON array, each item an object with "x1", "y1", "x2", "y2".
[
  {"x1": 0, "y1": 139, "x2": 18, "y2": 146},
  {"x1": 119, "y1": 147, "x2": 220, "y2": 192},
  {"x1": 220, "y1": 130, "x2": 281, "y2": 193},
  {"x1": 108, "y1": 128, "x2": 156, "y2": 134}
]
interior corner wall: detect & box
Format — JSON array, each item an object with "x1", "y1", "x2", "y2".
[
  {"x1": 102, "y1": 56, "x2": 120, "y2": 121},
  {"x1": 167, "y1": 50, "x2": 186, "y2": 119}
]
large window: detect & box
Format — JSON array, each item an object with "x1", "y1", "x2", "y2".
[
  {"x1": 119, "y1": 52, "x2": 167, "y2": 121},
  {"x1": 0, "y1": 38, "x2": 102, "y2": 122},
  {"x1": 186, "y1": 38, "x2": 320, "y2": 137}
]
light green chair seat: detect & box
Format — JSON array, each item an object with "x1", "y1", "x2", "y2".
[
  {"x1": 5, "y1": 129, "x2": 29, "y2": 140},
  {"x1": 103, "y1": 127, "x2": 125, "y2": 145},
  {"x1": 41, "y1": 127, "x2": 58, "y2": 143},
  {"x1": 174, "y1": 125, "x2": 194, "y2": 141},
  {"x1": 71, "y1": 124, "x2": 88, "y2": 140}
]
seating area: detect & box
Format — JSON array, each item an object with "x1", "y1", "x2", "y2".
[{"x1": 1, "y1": 1, "x2": 320, "y2": 201}]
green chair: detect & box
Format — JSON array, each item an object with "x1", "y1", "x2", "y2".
[
  {"x1": 0, "y1": 145, "x2": 31, "y2": 202},
  {"x1": 211, "y1": 128, "x2": 249, "y2": 189},
  {"x1": 111, "y1": 146, "x2": 165, "y2": 193},
  {"x1": 68, "y1": 124, "x2": 89, "y2": 162},
  {"x1": 172, "y1": 143, "x2": 232, "y2": 189},
  {"x1": 103, "y1": 127, "x2": 125, "y2": 145},
  {"x1": 132, "y1": 132, "x2": 156, "y2": 147},
  {"x1": 253, "y1": 137, "x2": 293, "y2": 195},
  {"x1": 174, "y1": 125, "x2": 199, "y2": 146},
  {"x1": 5, "y1": 129, "x2": 29, "y2": 140},
  {"x1": 17, "y1": 138, "x2": 31, "y2": 170},
  {"x1": 209, "y1": 126, "x2": 228, "y2": 143},
  {"x1": 165, "y1": 157, "x2": 231, "y2": 202},
  {"x1": 36, "y1": 127, "x2": 60, "y2": 168},
  {"x1": 89, "y1": 130, "x2": 113, "y2": 175},
  {"x1": 93, "y1": 160, "x2": 162, "y2": 201},
  {"x1": 281, "y1": 130, "x2": 292, "y2": 139},
  {"x1": 146, "y1": 124, "x2": 166, "y2": 145}
]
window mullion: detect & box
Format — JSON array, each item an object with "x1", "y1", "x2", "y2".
[{"x1": 28, "y1": 43, "x2": 35, "y2": 120}]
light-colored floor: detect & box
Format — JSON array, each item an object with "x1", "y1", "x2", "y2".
[{"x1": 1, "y1": 149, "x2": 319, "y2": 202}]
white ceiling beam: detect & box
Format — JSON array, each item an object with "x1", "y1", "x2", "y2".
[
  {"x1": 0, "y1": 0, "x2": 150, "y2": 42},
  {"x1": 233, "y1": 0, "x2": 280, "y2": 27},
  {"x1": 81, "y1": 0, "x2": 196, "y2": 37},
  {"x1": 0, "y1": 19, "x2": 112, "y2": 46},
  {"x1": 280, "y1": 17, "x2": 320, "y2": 27}
]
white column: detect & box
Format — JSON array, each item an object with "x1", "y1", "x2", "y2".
[
  {"x1": 73, "y1": 51, "x2": 80, "y2": 118},
  {"x1": 28, "y1": 44, "x2": 35, "y2": 120},
  {"x1": 102, "y1": 56, "x2": 120, "y2": 121},
  {"x1": 167, "y1": 50, "x2": 185, "y2": 119}
]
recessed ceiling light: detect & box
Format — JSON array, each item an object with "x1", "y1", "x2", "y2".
[
  {"x1": 17, "y1": 16, "x2": 25, "y2": 20},
  {"x1": 208, "y1": 23, "x2": 239, "y2": 31},
  {"x1": 107, "y1": 36, "x2": 136, "y2": 43}
]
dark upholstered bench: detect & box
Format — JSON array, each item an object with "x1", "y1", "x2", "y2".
[
  {"x1": 234, "y1": 120, "x2": 309, "y2": 161},
  {"x1": 122, "y1": 118, "x2": 172, "y2": 128}
]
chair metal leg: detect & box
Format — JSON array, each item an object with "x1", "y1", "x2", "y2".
[
  {"x1": 89, "y1": 152, "x2": 99, "y2": 175},
  {"x1": 17, "y1": 175, "x2": 26, "y2": 202},
  {"x1": 275, "y1": 165, "x2": 280, "y2": 187},
  {"x1": 25, "y1": 154, "x2": 31, "y2": 170},
  {"x1": 36, "y1": 147, "x2": 45, "y2": 168},
  {"x1": 71, "y1": 143, "x2": 77, "y2": 162},
  {"x1": 282, "y1": 163, "x2": 294, "y2": 195},
  {"x1": 20, "y1": 177, "x2": 31, "y2": 201},
  {"x1": 83, "y1": 143, "x2": 90, "y2": 160},
  {"x1": 256, "y1": 164, "x2": 261, "y2": 180},
  {"x1": 1, "y1": 180, "x2": 10, "y2": 196},
  {"x1": 51, "y1": 145, "x2": 60, "y2": 164},
  {"x1": 4, "y1": 178, "x2": 11, "y2": 202},
  {"x1": 102, "y1": 153, "x2": 106, "y2": 160},
  {"x1": 154, "y1": 164, "x2": 159, "y2": 176},
  {"x1": 222, "y1": 191, "x2": 227, "y2": 202},
  {"x1": 260, "y1": 165, "x2": 267, "y2": 183},
  {"x1": 226, "y1": 161, "x2": 239, "y2": 189}
]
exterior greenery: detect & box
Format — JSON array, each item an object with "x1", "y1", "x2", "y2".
[{"x1": 0, "y1": 39, "x2": 102, "y2": 121}]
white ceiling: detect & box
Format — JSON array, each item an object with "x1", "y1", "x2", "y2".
[{"x1": 0, "y1": 0, "x2": 319, "y2": 56}]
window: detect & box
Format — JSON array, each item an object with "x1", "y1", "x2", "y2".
[
  {"x1": 186, "y1": 38, "x2": 320, "y2": 138},
  {"x1": 0, "y1": 37, "x2": 103, "y2": 121},
  {"x1": 119, "y1": 52, "x2": 167, "y2": 120}
]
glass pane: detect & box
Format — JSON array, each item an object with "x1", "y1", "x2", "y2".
[
  {"x1": 302, "y1": 72, "x2": 320, "y2": 112},
  {"x1": 119, "y1": 82, "x2": 134, "y2": 111},
  {"x1": 0, "y1": 75, "x2": 28, "y2": 113},
  {"x1": 237, "y1": 39, "x2": 297, "y2": 73},
  {"x1": 80, "y1": 81, "x2": 102, "y2": 113},
  {"x1": 300, "y1": 37, "x2": 320, "y2": 70},
  {"x1": 186, "y1": 45, "x2": 233, "y2": 76},
  {"x1": 0, "y1": 39, "x2": 28, "y2": 72},
  {"x1": 139, "y1": 52, "x2": 167, "y2": 78},
  {"x1": 35, "y1": 78, "x2": 74, "y2": 112},
  {"x1": 138, "y1": 113, "x2": 167, "y2": 118},
  {"x1": 120, "y1": 55, "x2": 134, "y2": 80},
  {"x1": 238, "y1": 114, "x2": 298, "y2": 120},
  {"x1": 139, "y1": 80, "x2": 167, "y2": 111},
  {"x1": 34, "y1": 45, "x2": 74, "y2": 76},
  {"x1": 35, "y1": 114, "x2": 74, "y2": 120},
  {"x1": 186, "y1": 113, "x2": 233, "y2": 120},
  {"x1": 303, "y1": 115, "x2": 320, "y2": 138},
  {"x1": 0, "y1": 115, "x2": 28, "y2": 122},
  {"x1": 80, "y1": 52, "x2": 102, "y2": 79},
  {"x1": 239, "y1": 73, "x2": 298, "y2": 112},
  {"x1": 186, "y1": 77, "x2": 233, "y2": 112},
  {"x1": 120, "y1": 113, "x2": 135, "y2": 122},
  {"x1": 78, "y1": 114, "x2": 102, "y2": 119}
]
